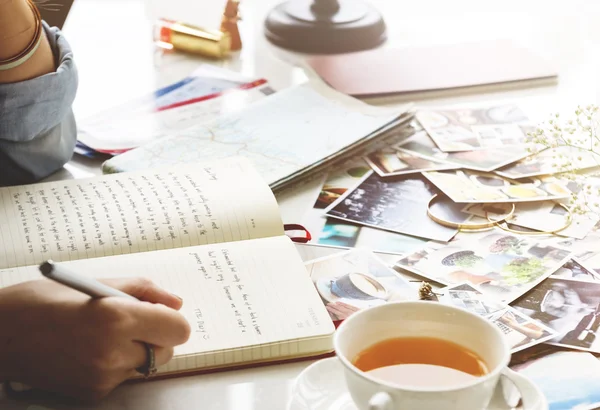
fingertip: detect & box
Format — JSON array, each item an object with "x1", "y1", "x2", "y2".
[
  {"x1": 168, "y1": 293, "x2": 184, "y2": 310},
  {"x1": 179, "y1": 317, "x2": 192, "y2": 345},
  {"x1": 155, "y1": 293, "x2": 183, "y2": 310},
  {"x1": 131, "y1": 303, "x2": 192, "y2": 347},
  {"x1": 122, "y1": 278, "x2": 183, "y2": 310},
  {"x1": 156, "y1": 305, "x2": 191, "y2": 345}
]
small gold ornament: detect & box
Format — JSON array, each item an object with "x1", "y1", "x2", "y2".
[{"x1": 418, "y1": 282, "x2": 439, "y2": 302}]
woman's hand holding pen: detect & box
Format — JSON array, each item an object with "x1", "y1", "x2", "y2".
[{"x1": 0, "y1": 277, "x2": 191, "y2": 401}]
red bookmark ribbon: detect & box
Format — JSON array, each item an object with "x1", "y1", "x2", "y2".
[{"x1": 284, "y1": 224, "x2": 312, "y2": 244}]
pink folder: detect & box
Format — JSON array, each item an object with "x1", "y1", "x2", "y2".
[{"x1": 307, "y1": 40, "x2": 557, "y2": 98}]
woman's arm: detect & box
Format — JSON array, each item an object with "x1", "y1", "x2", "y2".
[
  {"x1": 0, "y1": 0, "x2": 78, "y2": 186},
  {"x1": 0, "y1": 0, "x2": 55, "y2": 83}
]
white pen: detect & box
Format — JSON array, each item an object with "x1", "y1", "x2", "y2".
[{"x1": 39, "y1": 260, "x2": 137, "y2": 301}]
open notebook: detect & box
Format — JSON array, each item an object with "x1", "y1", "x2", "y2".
[{"x1": 0, "y1": 157, "x2": 335, "y2": 376}]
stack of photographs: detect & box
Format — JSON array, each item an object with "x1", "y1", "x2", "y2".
[
  {"x1": 496, "y1": 146, "x2": 600, "y2": 179},
  {"x1": 298, "y1": 101, "x2": 600, "y2": 383},
  {"x1": 304, "y1": 104, "x2": 594, "y2": 247},
  {"x1": 324, "y1": 172, "x2": 467, "y2": 242},
  {"x1": 422, "y1": 170, "x2": 571, "y2": 204},
  {"x1": 512, "y1": 273, "x2": 600, "y2": 353},
  {"x1": 415, "y1": 105, "x2": 532, "y2": 152},
  {"x1": 394, "y1": 232, "x2": 572, "y2": 304},
  {"x1": 365, "y1": 150, "x2": 458, "y2": 177},
  {"x1": 438, "y1": 283, "x2": 556, "y2": 353},
  {"x1": 304, "y1": 249, "x2": 417, "y2": 323},
  {"x1": 394, "y1": 130, "x2": 531, "y2": 172}
]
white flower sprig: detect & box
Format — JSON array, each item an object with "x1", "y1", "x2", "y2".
[{"x1": 526, "y1": 105, "x2": 600, "y2": 215}]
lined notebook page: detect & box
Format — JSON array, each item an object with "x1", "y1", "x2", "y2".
[
  {"x1": 0, "y1": 157, "x2": 283, "y2": 269},
  {"x1": 0, "y1": 235, "x2": 334, "y2": 372}
]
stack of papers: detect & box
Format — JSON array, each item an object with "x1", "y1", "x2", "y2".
[{"x1": 101, "y1": 82, "x2": 412, "y2": 191}]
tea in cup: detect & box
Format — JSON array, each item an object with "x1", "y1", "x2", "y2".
[{"x1": 333, "y1": 301, "x2": 546, "y2": 410}]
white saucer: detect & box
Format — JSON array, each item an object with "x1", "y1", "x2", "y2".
[{"x1": 287, "y1": 358, "x2": 546, "y2": 410}]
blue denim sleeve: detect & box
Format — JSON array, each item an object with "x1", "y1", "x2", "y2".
[{"x1": 0, "y1": 21, "x2": 78, "y2": 186}]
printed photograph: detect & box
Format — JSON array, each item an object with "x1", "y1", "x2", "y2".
[
  {"x1": 395, "y1": 130, "x2": 532, "y2": 172},
  {"x1": 302, "y1": 209, "x2": 429, "y2": 256},
  {"x1": 439, "y1": 283, "x2": 505, "y2": 316},
  {"x1": 472, "y1": 123, "x2": 536, "y2": 148},
  {"x1": 550, "y1": 260, "x2": 599, "y2": 281},
  {"x1": 317, "y1": 218, "x2": 428, "y2": 255},
  {"x1": 423, "y1": 170, "x2": 571, "y2": 204},
  {"x1": 496, "y1": 146, "x2": 600, "y2": 179},
  {"x1": 395, "y1": 232, "x2": 572, "y2": 303},
  {"x1": 324, "y1": 172, "x2": 468, "y2": 242},
  {"x1": 313, "y1": 158, "x2": 371, "y2": 209},
  {"x1": 513, "y1": 351, "x2": 600, "y2": 410},
  {"x1": 312, "y1": 125, "x2": 422, "y2": 209},
  {"x1": 540, "y1": 173, "x2": 600, "y2": 249},
  {"x1": 439, "y1": 283, "x2": 555, "y2": 352},
  {"x1": 294, "y1": 243, "x2": 349, "y2": 263},
  {"x1": 512, "y1": 276, "x2": 600, "y2": 353},
  {"x1": 577, "y1": 255, "x2": 600, "y2": 279},
  {"x1": 317, "y1": 218, "x2": 360, "y2": 248},
  {"x1": 416, "y1": 105, "x2": 531, "y2": 152},
  {"x1": 304, "y1": 249, "x2": 416, "y2": 322},
  {"x1": 365, "y1": 150, "x2": 457, "y2": 177},
  {"x1": 487, "y1": 307, "x2": 556, "y2": 353},
  {"x1": 546, "y1": 220, "x2": 600, "y2": 277}
]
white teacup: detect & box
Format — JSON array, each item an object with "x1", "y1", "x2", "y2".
[{"x1": 334, "y1": 301, "x2": 547, "y2": 410}]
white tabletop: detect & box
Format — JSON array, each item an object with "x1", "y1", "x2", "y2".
[{"x1": 3, "y1": 0, "x2": 600, "y2": 408}]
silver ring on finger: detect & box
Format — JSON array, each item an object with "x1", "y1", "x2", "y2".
[{"x1": 136, "y1": 343, "x2": 158, "y2": 379}]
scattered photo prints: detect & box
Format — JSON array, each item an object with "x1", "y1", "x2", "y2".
[
  {"x1": 364, "y1": 150, "x2": 457, "y2": 177},
  {"x1": 423, "y1": 170, "x2": 571, "y2": 204},
  {"x1": 496, "y1": 146, "x2": 600, "y2": 179},
  {"x1": 577, "y1": 254, "x2": 600, "y2": 279},
  {"x1": 439, "y1": 282, "x2": 505, "y2": 316},
  {"x1": 317, "y1": 219, "x2": 427, "y2": 255},
  {"x1": 304, "y1": 249, "x2": 416, "y2": 322},
  {"x1": 512, "y1": 351, "x2": 600, "y2": 410},
  {"x1": 294, "y1": 243, "x2": 351, "y2": 263},
  {"x1": 324, "y1": 172, "x2": 469, "y2": 242},
  {"x1": 551, "y1": 259, "x2": 600, "y2": 281},
  {"x1": 545, "y1": 221, "x2": 600, "y2": 277},
  {"x1": 512, "y1": 276, "x2": 600, "y2": 353},
  {"x1": 415, "y1": 104, "x2": 532, "y2": 152},
  {"x1": 395, "y1": 232, "x2": 572, "y2": 303},
  {"x1": 302, "y1": 210, "x2": 428, "y2": 256},
  {"x1": 395, "y1": 130, "x2": 532, "y2": 172},
  {"x1": 463, "y1": 201, "x2": 598, "y2": 240},
  {"x1": 487, "y1": 307, "x2": 556, "y2": 353},
  {"x1": 313, "y1": 158, "x2": 371, "y2": 209},
  {"x1": 312, "y1": 122, "x2": 416, "y2": 209},
  {"x1": 305, "y1": 154, "x2": 430, "y2": 254},
  {"x1": 439, "y1": 283, "x2": 556, "y2": 353}
]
